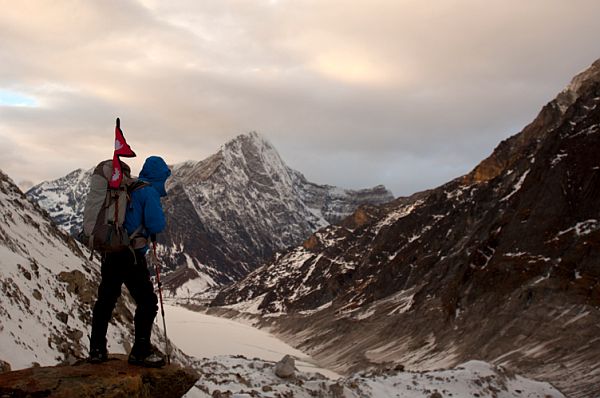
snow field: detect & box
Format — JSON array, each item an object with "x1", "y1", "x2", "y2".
[
  {"x1": 164, "y1": 304, "x2": 339, "y2": 378},
  {"x1": 166, "y1": 305, "x2": 564, "y2": 398}
]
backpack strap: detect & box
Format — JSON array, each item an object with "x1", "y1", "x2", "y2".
[
  {"x1": 88, "y1": 235, "x2": 95, "y2": 260},
  {"x1": 127, "y1": 181, "x2": 153, "y2": 255},
  {"x1": 128, "y1": 179, "x2": 150, "y2": 194},
  {"x1": 129, "y1": 225, "x2": 146, "y2": 265}
]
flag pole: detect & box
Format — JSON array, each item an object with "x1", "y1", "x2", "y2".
[{"x1": 152, "y1": 241, "x2": 171, "y2": 364}]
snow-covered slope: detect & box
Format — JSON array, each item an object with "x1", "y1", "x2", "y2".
[
  {"x1": 184, "y1": 356, "x2": 564, "y2": 398},
  {"x1": 26, "y1": 168, "x2": 89, "y2": 236},
  {"x1": 0, "y1": 169, "x2": 182, "y2": 369}
]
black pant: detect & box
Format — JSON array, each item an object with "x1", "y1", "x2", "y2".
[{"x1": 90, "y1": 249, "x2": 158, "y2": 351}]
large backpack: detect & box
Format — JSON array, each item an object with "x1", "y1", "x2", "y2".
[{"x1": 82, "y1": 159, "x2": 142, "y2": 257}]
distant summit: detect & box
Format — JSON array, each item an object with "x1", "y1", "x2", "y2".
[{"x1": 160, "y1": 131, "x2": 394, "y2": 290}]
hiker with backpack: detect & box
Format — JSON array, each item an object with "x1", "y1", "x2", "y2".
[{"x1": 84, "y1": 119, "x2": 172, "y2": 367}]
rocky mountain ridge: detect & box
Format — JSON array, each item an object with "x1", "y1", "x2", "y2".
[{"x1": 211, "y1": 59, "x2": 600, "y2": 397}]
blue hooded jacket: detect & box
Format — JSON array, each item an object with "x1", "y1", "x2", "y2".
[{"x1": 124, "y1": 156, "x2": 171, "y2": 241}]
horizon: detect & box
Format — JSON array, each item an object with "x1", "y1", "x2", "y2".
[{"x1": 1, "y1": 1, "x2": 600, "y2": 196}]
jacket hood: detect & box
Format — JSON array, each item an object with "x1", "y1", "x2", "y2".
[{"x1": 139, "y1": 156, "x2": 171, "y2": 197}]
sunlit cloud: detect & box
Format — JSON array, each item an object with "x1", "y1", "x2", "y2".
[
  {"x1": 0, "y1": 0, "x2": 599, "y2": 195},
  {"x1": 311, "y1": 50, "x2": 392, "y2": 85}
]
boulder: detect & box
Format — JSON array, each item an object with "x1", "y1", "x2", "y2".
[
  {"x1": 274, "y1": 355, "x2": 295, "y2": 378},
  {"x1": 0, "y1": 355, "x2": 198, "y2": 398},
  {"x1": 0, "y1": 360, "x2": 10, "y2": 374}
]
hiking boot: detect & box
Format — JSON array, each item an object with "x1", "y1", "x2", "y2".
[
  {"x1": 88, "y1": 347, "x2": 108, "y2": 364},
  {"x1": 128, "y1": 342, "x2": 165, "y2": 368}
]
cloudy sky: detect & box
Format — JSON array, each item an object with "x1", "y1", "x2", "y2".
[{"x1": 1, "y1": 0, "x2": 599, "y2": 196}]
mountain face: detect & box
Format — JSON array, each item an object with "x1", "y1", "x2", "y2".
[
  {"x1": 26, "y1": 168, "x2": 89, "y2": 236},
  {"x1": 211, "y1": 59, "x2": 600, "y2": 397},
  {"x1": 27, "y1": 132, "x2": 394, "y2": 290},
  {"x1": 159, "y1": 132, "x2": 394, "y2": 287},
  {"x1": 0, "y1": 170, "x2": 134, "y2": 368},
  {"x1": 0, "y1": 169, "x2": 186, "y2": 370}
]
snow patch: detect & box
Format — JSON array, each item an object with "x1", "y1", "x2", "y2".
[
  {"x1": 223, "y1": 293, "x2": 269, "y2": 315},
  {"x1": 551, "y1": 151, "x2": 568, "y2": 167},
  {"x1": 373, "y1": 200, "x2": 424, "y2": 234},
  {"x1": 298, "y1": 301, "x2": 333, "y2": 316},
  {"x1": 557, "y1": 219, "x2": 599, "y2": 238},
  {"x1": 501, "y1": 169, "x2": 530, "y2": 202}
]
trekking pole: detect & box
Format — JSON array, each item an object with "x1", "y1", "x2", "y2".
[{"x1": 152, "y1": 240, "x2": 171, "y2": 365}]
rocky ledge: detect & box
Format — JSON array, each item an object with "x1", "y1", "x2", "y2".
[{"x1": 0, "y1": 355, "x2": 198, "y2": 398}]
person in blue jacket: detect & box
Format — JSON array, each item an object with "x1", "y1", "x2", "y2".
[{"x1": 89, "y1": 156, "x2": 171, "y2": 367}]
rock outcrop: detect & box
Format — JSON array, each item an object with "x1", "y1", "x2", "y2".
[{"x1": 0, "y1": 356, "x2": 198, "y2": 398}]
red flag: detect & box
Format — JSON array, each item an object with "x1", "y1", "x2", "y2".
[
  {"x1": 109, "y1": 154, "x2": 123, "y2": 189},
  {"x1": 109, "y1": 118, "x2": 136, "y2": 188},
  {"x1": 114, "y1": 118, "x2": 136, "y2": 157}
]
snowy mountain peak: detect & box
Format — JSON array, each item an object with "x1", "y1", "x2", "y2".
[
  {"x1": 468, "y1": 58, "x2": 600, "y2": 184},
  {"x1": 160, "y1": 131, "x2": 394, "y2": 285},
  {"x1": 556, "y1": 57, "x2": 600, "y2": 112},
  {"x1": 560, "y1": 58, "x2": 600, "y2": 97},
  {"x1": 171, "y1": 131, "x2": 286, "y2": 186},
  {"x1": 222, "y1": 131, "x2": 289, "y2": 175},
  {"x1": 219, "y1": 131, "x2": 291, "y2": 186},
  {"x1": 224, "y1": 131, "x2": 272, "y2": 150}
]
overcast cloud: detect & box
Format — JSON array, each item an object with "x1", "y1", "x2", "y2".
[{"x1": 1, "y1": 0, "x2": 599, "y2": 196}]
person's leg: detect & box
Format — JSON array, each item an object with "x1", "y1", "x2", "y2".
[
  {"x1": 124, "y1": 250, "x2": 162, "y2": 366},
  {"x1": 89, "y1": 252, "x2": 126, "y2": 361}
]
